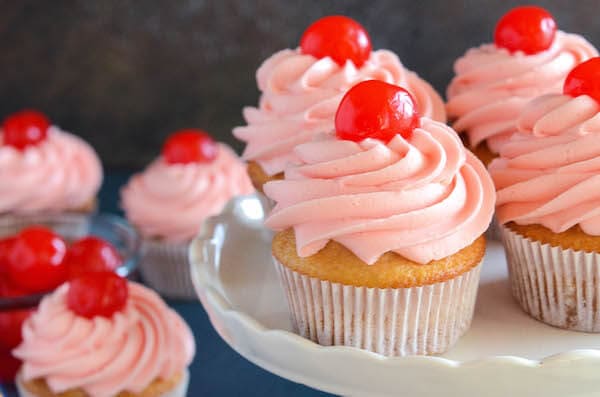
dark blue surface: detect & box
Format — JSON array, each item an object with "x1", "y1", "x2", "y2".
[{"x1": 1, "y1": 172, "x2": 333, "y2": 397}]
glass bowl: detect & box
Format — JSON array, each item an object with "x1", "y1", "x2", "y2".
[{"x1": 0, "y1": 212, "x2": 140, "y2": 310}]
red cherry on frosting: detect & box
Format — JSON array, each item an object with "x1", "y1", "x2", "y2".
[
  {"x1": 162, "y1": 129, "x2": 218, "y2": 165},
  {"x1": 300, "y1": 15, "x2": 372, "y2": 67},
  {"x1": 494, "y1": 6, "x2": 557, "y2": 55},
  {"x1": 0, "y1": 352, "x2": 22, "y2": 383},
  {"x1": 6, "y1": 226, "x2": 67, "y2": 293},
  {"x1": 0, "y1": 237, "x2": 15, "y2": 275},
  {"x1": 335, "y1": 80, "x2": 420, "y2": 143},
  {"x1": 65, "y1": 237, "x2": 123, "y2": 279},
  {"x1": 563, "y1": 57, "x2": 600, "y2": 103},
  {"x1": 67, "y1": 271, "x2": 128, "y2": 319},
  {"x1": 0, "y1": 307, "x2": 32, "y2": 352},
  {"x1": 2, "y1": 109, "x2": 50, "y2": 150},
  {"x1": 0, "y1": 276, "x2": 32, "y2": 352}
]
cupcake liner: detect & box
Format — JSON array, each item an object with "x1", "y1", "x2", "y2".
[
  {"x1": 16, "y1": 369, "x2": 189, "y2": 397},
  {"x1": 273, "y1": 258, "x2": 482, "y2": 356},
  {"x1": 501, "y1": 225, "x2": 600, "y2": 332},
  {"x1": 139, "y1": 239, "x2": 196, "y2": 300},
  {"x1": 0, "y1": 212, "x2": 92, "y2": 238}
]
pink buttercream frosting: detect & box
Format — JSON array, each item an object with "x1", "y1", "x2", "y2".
[
  {"x1": 13, "y1": 282, "x2": 195, "y2": 397},
  {"x1": 0, "y1": 126, "x2": 102, "y2": 213},
  {"x1": 264, "y1": 119, "x2": 495, "y2": 265},
  {"x1": 447, "y1": 31, "x2": 597, "y2": 153},
  {"x1": 121, "y1": 144, "x2": 253, "y2": 242},
  {"x1": 234, "y1": 49, "x2": 447, "y2": 176},
  {"x1": 490, "y1": 93, "x2": 600, "y2": 235}
]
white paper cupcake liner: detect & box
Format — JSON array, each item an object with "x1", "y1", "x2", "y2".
[
  {"x1": 274, "y1": 258, "x2": 482, "y2": 356},
  {"x1": 0, "y1": 212, "x2": 92, "y2": 238},
  {"x1": 16, "y1": 369, "x2": 189, "y2": 397},
  {"x1": 139, "y1": 239, "x2": 196, "y2": 300},
  {"x1": 501, "y1": 225, "x2": 600, "y2": 332}
]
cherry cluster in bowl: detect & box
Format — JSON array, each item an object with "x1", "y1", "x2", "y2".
[{"x1": 0, "y1": 225, "x2": 123, "y2": 381}]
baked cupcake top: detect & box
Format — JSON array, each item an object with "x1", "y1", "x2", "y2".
[
  {"x1": 264, "y1": 80, "x2": 494, "y2": 265},
  {"x1": 233, "y1": 16, "x2": 446, "y2": 177},
  {"x1": 0, "y1": 110, "x2": 102, "y2": 214},
  {"x1": 446, "y1": 6, "x2": 597, "y2": 154},
  {"x1": 121, "y1": 129, "x2": 253, "y2": 242},
  {"x1": 490, "y1": 58, "x2": 600, "y2": 235},
  {"x1": 13, "y1": 273, "x2": 195, "y2": 397}
]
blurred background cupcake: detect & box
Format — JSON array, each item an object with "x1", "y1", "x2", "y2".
[
  {"x1": 13, "y1": 273, "x2": 195, "y2": 397},
  {"x1": 233, "y1": 15, "x2": 446, "y2": 196},
  {"x1": 446, "y1": 5, "x2": 597, "y2": 166},
  {"x1": 490, "y1": 58, "x2": 600, "y2": 332},
  {"x1": 0, "y1": 109, "x2": 102, "y2": 223},
  {"x1": 264, "y1": 81, "x2": 494, "y2": 356},
  {"x1": 121, "y1": 129, "x2": 253, "y2": 299}
]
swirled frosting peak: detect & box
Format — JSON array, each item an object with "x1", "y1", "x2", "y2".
[
  {"x1": 13, "y1": 282, "x2": 195, "y2": 397},
  {"x1": 0, "y1": 127, "x2": 102, "y2": 213},
  {"x1": 121, "y1": 143, "x2": 253, "y2": 242},
  {"x1": 234, "y1": 48, "x2": 446, "y2": 176},
  {"x1": 446, "y1": 31, "x2": 597, "y2": 153},
  {"x1": 264, "y1": 118, "x2": 495, "y2": 265},
  {"x1": 490, "y1": 93, "x2": 600, "y2": 235}
]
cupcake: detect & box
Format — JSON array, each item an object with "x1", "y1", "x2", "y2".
[
  {"x1": 234, "y1": 15, "x2": 446, "y2": 194},
  {"x1": 0, "y1": 109, "x2": 102, "y2": 216},
  {"x1": 447, "y1": 6, "x2": 597, "y2": 166},
  {"x1": 264, "y1": 80, "x2": 495, "y2": 356},
  {"x1": 13, "y1": 272, "x2": 195, "y2": 396},
  {"x1": 490, "y1": 57, "x2": 600, "y2": 332},
  {"x1": 121, "y1": 129, "x2": 253, "y2": 299}
]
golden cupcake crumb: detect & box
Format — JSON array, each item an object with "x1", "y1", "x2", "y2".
[
  {"x1": 506, "y1": 222, "x2": 600, "y2": 253},
  {"x1": 246, "y1": 161, "x2": 282, "y2": 193},
  {"x1": 272, "y1": 229, "x2": 486, "y2": 288},
  {"x1": 20, "y1": 373, "x2": 183, "y2": 397}
]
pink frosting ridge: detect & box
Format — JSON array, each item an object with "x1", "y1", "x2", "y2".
[
  {"x1": 0, "y1": 126, "x2": 102, "y2": 213},
  {"x1": 234, "y1": 49, "x2": 446, "y2": 176},
  {"x1": 264, "y1": 119, "x2": 495, "y2": 265},
  {"x1": 121, "y1": 144, "x2": 253, "y2": 242},
  {"x1": 447, "y1": 31, "x2": 597, "y2": 153},
  {"x1": 13, "y1": 282, "x2": 195, "y2": 397},
  {"x1": 490, "y1": 93, "x2": 600, "y2": 235}
]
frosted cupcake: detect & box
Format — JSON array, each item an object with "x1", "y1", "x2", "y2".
[
  {"x1": 447, "y1": 6, "x2": 597, "y2": 166},
  {"x1": 234, "y1": 15, "x2": 446, "y2": 194},
  {"x1": 121, "y1": 129, "x2": 253, "y2": 299},
  {"x1": 264, "y1": 80, "x2": 495, "y2": 356},
  {"x1": 490, "y1": 58, "x2": 600, "y2": 332},
  {"x1": 13, "y1": 272, "x2": 195, "y2": 396},
  {"x1": 0, "y1": 109, "x2": 102, "y2": 216}
]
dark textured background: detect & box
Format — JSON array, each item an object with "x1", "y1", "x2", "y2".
[{"x1": 1, "y1": 0, "x2": 598, "y2": 169}]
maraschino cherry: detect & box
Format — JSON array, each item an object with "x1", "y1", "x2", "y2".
[
  {"x1": 300, "y1": 15, "x2": 372, "y2": 67},
  {"x1": 65, "y1": 237, "x2": 123, "y2": 279},
  {"x1": 5, "y1": 226, "x2": 67, "y2": 293},
  {"x1": 494, "y1": 6, "x2": 557, "y2": 55},
  {"x1": 335, "y1": 80, "x2": 420, "y2": 143},
  {"x1": 162, "y1": 129, "x2": 218, "y2": 165},
  {"x1": 2, "y1": 109, "x2": 50, "y2": 150},
  {"x1": 563, "y1": 57, "x2": 600, "y2": 103},
  {"x1": 67, "y1": 271, "x2": 128, "y2": 319}
]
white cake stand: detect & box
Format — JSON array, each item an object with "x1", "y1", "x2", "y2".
[{"x1": 189, "y1": 195, "x2": 600, "y2": 397}]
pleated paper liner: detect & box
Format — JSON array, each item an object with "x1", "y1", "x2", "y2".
[
  {"x1": 139, "y1": 239, "x2": 196, "y2": 300},
  {"x1": 274, "y1": 258, "x2": 482, "y2": 356},
  {"x1": 501, "y1": 224, "x2": 600, "y2": 332},
  {"x1": 16, "y1": 369, "x2": 190, "y2": 397}
]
